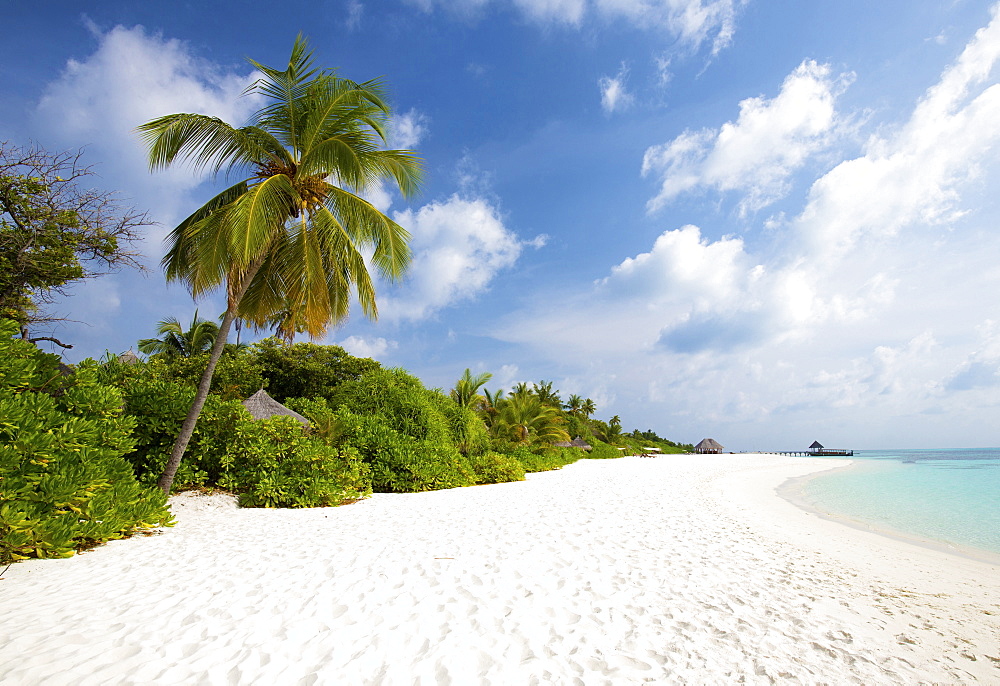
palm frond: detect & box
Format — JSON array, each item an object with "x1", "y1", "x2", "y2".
[
  {"x1": 324, "y1": 185, "x2": 410, "y2": 281},
  {"x1": 135, "y1": 114, "x2": 275, "y2": 175}
]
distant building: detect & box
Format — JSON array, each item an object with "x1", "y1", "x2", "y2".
[
  {"x1": 808, "y1": 440, "x2": 853, "y2": 457},
  {"x1": 694, "y1": 438, "x2": 724, "y2": 454}
]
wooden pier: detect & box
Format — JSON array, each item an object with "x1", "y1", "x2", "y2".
[{"x1": 737, "y1": 449, "x2": 855, "y2": 457}]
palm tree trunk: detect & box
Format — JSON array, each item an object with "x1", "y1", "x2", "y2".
[{"x1": 156, "y1": 263, "x2": 262, "y2": 495}]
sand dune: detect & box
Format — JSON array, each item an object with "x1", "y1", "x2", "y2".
[{"x1": 2, "y1": 454, "x2": 998, "y2": 684}]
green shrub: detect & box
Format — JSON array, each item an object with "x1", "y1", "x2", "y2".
[
  {"x1": 328, "y1": 367, "x2": 455, "y2": 444},
  {"x1": 121, "y1": 378, "x2": 249, "y2": 490},
  {"x1": 251, "y1": 338, "x2": 379, "y2": 402},
  {"x1": 587, "y1": 439, "x2": 624, "y2": 460},
  {"x1": 467, "y1": 451, "x2": 525, "y2": 484},
  {"x1": 333, "y1": 411, "x2": 475, "y2": 492},
  {"x1": 0, "y1": 321, "x2": 173, "y2": 564},
  {"x1": 97, "y1": 350, "x2": 264, "y2": 402},
  {"x1": 217, "y1": 417, "x2": 371, "y2": 508},
  {"x1": 504, "y1": 444, "x2": 581, "y2": 473}
]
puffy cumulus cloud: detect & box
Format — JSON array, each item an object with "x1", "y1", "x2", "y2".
[
  {"x1": 795, "y1": 6, "x2": 1000, "y2": 258},
  {"x1": 406, "y1": 0, "x2": 742, "y2": 51},
  {"x1": 494, "y1": 6, "x2": 1000, "y2": 447},
  {"x1": 392, "y1": 108, "x2": 429, "y2": 149},
  {"x1": 338, "y1": 335, "x2": 398, "y2": 360},
  {"x1": 599, "y1": 64, "x2": 635, "y2": 114},
  {"x1": 379, "y1": 195, "x2": 535, "y2": 321},
  {"x1": 34, "y1": 25, "x2": 259, "y2": 239},
  {"x1": 643, "y1": 60, "x2": 852, "y2": 215}
]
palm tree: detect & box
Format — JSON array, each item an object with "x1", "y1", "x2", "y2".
[
  {"x1": 564, "y1": 393, "x2": 584, "y2": 416},
  {"x1": 512, "y1": 382, "x2": 531, "y2": 396},
  {"x1": 136, "y1": 36, "x2": 422, "y2": 494},
  {"x1": 533, "y1": 380, "x2": 561, "y2": 407},
  {"x1": 451, "y1": 368, "x2": 493, "y2": 409},
  {"x1": 137, "y1": 309, "x2": 219, "y2": 358},
  {"x1": 581, "y1": 398, "x2": 597, "y2": 418},
  {"x1": 491, "y1": 393, "x2": 570, "y2": 446}
]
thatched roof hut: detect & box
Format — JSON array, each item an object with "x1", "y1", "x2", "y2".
[
  {"x1": 242, "y1": 389, "x2": 309, "y2": 425},
  {"x1": 554, "y1": 436, "x2": 593, "y2": 451},
  {"x1": 118, "y1": 349, "x2": 141, "y2": 365},
  {"x1": 694, "y1": 438, "x2": 724, "y2": 454}
]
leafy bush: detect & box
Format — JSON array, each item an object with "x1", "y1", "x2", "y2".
[
  {"x1": 252, "y1": 338, "x2": 379, "y2": 402},
  {"x1": 587, "y1": 439, "x2": 624, "y2": 460},
  {"x1": 121, "y1": 378, "x2": 249, "y2": 490},
  {"x1": 218, "y1": 417, "x2": 371, "y2": 508},
  {"x1": 442, "y1": 400, "x2": 491, "y2": 456},
  {"x1": 505, "y1": 445, "x2": 581, "y2": 473},
  {"x1": 328, "y1": 367, "x2": 455, "y2": 443},
  {"x1": 0, "y1": 321, "x2": 173, "y2": 563},
  {"x1": 96, "y1": 349, "x2": 265, "y2": 402},
  {"x1": 323, "y1": 410, "x2": 474, "y2": 492},
  {"x1": 467, "y1": 451, "x2": 525, "y2": 484}
]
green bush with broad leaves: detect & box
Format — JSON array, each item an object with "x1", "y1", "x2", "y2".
[
  {"x1": 120, "y1": 378, "x2": 249, "y2": 490},
  {"x1": 0, "y1": 320, "x2": 173, "y2": 564},
  {"x1": 218, "y1": 416, "x2": 371, "y2": 508},
  {"x1": 506, "y1": 444, "x2": 582, "y2": 473},
  {"x1": 467, "y1": 450, "x2": 526, "y2": 484},
  {"x1": 293, "y1": 401, "x2": 475, "y2": 493},
  {"x1": 587, "y1": 439, "x2": 624, "y2": 460},
  {"x1": 253, "y1": 338, "x2": 380, "y2": 402}
]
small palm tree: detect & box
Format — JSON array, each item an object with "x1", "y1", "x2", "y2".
[
  {"x1": 137, "y1": 36, "x2": 422, "y2": 494},
  {"x1": 138, "y1": 310, "x2": 219, "y2": 358},
  {"x1": 450, "y1": 368, "x2": 493, "y2": 409},
  {"x1": 581, "y1": 398, "x2": 597, "y2": 418},
  {"x1": 533, "y1": 380, "x2": 561, "y2": 407},
  {"x1": 492, "y1": 393, "x2": 570, "y2": 446},
  {"x1": 564, "y1": 393, "x2": 584, "y2": 416}
]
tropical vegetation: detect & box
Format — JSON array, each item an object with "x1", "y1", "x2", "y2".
[{"x1": 135, "y1": 36, "x2": 423, "y2": 494}]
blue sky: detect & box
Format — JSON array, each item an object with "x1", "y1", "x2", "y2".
[{"x1": 5, "y1": 1, "x2": 1000, "y2": 449}]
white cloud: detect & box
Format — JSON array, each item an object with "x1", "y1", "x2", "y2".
[
  {"x1": 513, "y1": 0, "x2": 587, "y2": 24},
  {"x1": 407, "y1": 0, "x2": 743, "y2": 52},
  {"x1": 795, "y1": 5, "x2": 1000, "y2": 258},
  {"x1": 346, "y1": 0, "x2": 364, "y2": 30},
  {"x1": 599, "y1": 63, "x2": 635, "y2": 113},
  {"x1": 594, "y1": 0, "x2": 745, "y2": 55},
  {"x1": 494, "y1": 7, "x2": 1000, "y2": 446},
  {"x1": 643, "y1": 60, "x2": 853, "y2": 215},
  {"x1": 34, "y1": 25, "x2": 259, "y2": 242},
  {"x1": 393, "y1": 108, "x2": 429, "y2": 149},
  {"x1": 380, "y1": 194, "x2": 525, "y2": 321},
  {"x1": 338, "y1": 335, "x2": 398, "y2": 359}
]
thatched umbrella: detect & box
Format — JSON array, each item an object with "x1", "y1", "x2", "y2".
[
  {"x1": 694, "y1": 438, "x2": 724, "y2": 454},
  {"x1": 242, "y1": 389, "x2": 309, "y2": 425}
]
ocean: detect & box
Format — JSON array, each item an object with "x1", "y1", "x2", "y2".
[{"x1": 794, "y1": 448, "x2": 1000, "y2": 558}]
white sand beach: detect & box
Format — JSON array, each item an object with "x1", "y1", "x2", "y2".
[{"x1": 2, "y1": 454, "x2": 998, "y2": 685}]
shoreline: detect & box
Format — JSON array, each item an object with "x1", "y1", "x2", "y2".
[
  {"x1": 2, "y1": 454, "x2": 998, "y2": 684},
  {"x1": 777, "y1": 459, "x2": 1000, "y2": 566}
]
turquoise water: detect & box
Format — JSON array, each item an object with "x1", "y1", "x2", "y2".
[{"x1": 799, "y1": 448, "x2": 1000, "y2": 556}]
